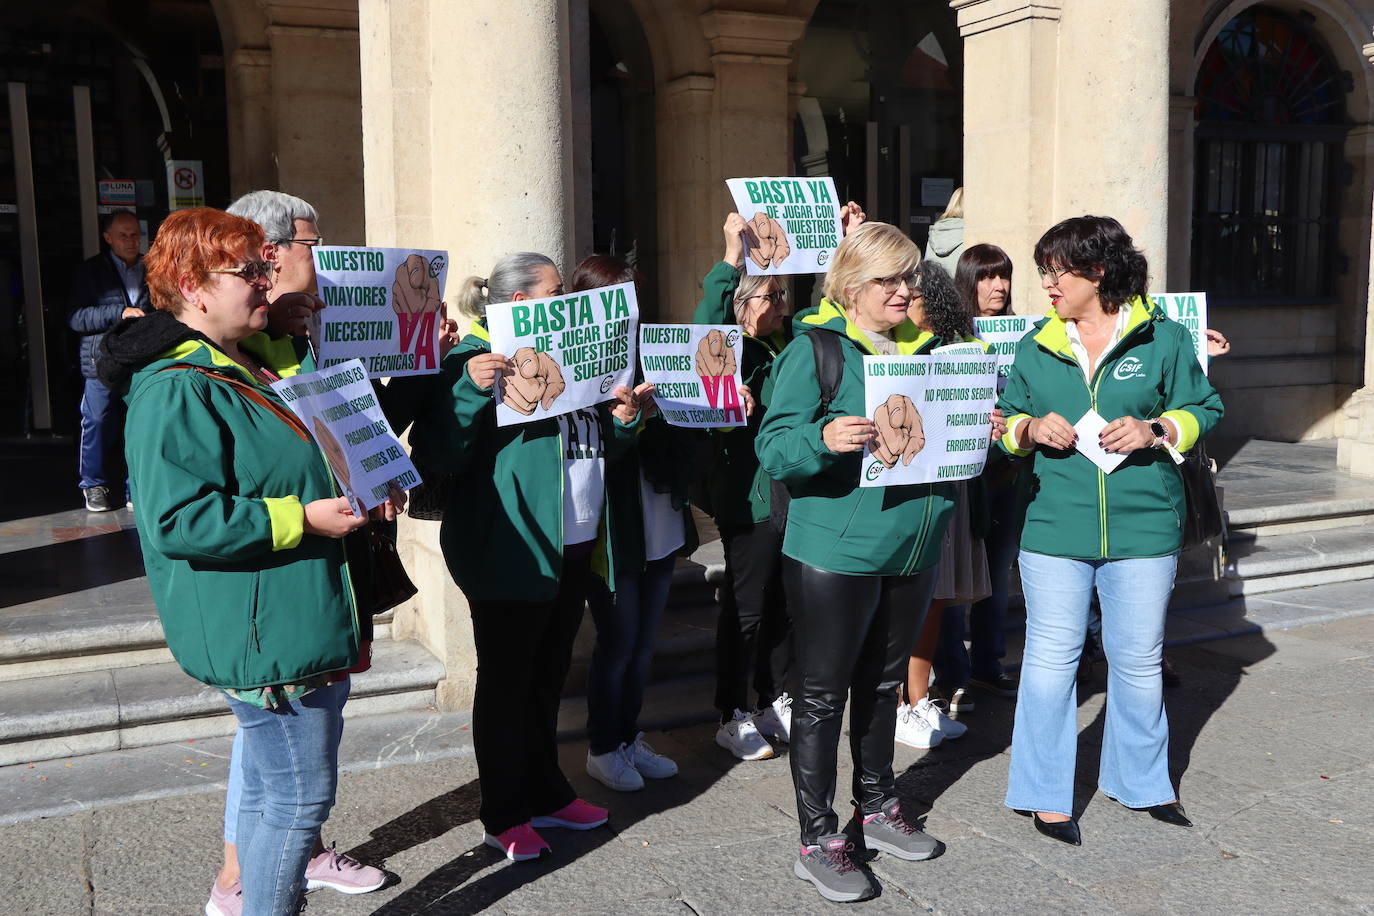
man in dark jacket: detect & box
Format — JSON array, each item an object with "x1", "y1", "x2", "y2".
[{"x1": 68, "y1": 209, "x2": 149, "y2": 511}]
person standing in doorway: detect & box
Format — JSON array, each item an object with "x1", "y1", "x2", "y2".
[{"x1": 67, "y1": 209, "x2": 149, "y2": 511}]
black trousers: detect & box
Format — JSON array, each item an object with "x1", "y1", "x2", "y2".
[
  {"x1": 714, "y1": 522, "x2": 792, "y2": 715},
  {"x1": 469, "y1": 547, "x2": 593, "y2": 835},
  {"x1": 784, "y1": 557, "x2": 938, "y2": 845}
]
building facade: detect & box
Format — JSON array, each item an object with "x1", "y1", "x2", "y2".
[{"x1": 6, "y1": 0, "x2": 1373, "y2": 707}]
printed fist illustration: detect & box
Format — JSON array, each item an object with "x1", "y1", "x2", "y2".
[
  {"x1": 746, "y1": 213, "x2": 792, "y2": 269},
  {"x1": 312, "y1": 417, "x2": 352, "y2": 490},
  {"x1": 871, "y1": 394, "x2": 925, "y2": 468},
  {"x1": 500, "y1": 347, "x2": 566, "y2": 415},
  {"x1": 392, "y1": 254, "x2": 443, "y2": 315},
  {"x1": 694, "y1": 328, "x2": 737, "y2": 379}
]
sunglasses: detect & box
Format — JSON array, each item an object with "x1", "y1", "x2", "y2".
[{"x1": 207, "y1": 260, "x2": 273, "y2": 283}]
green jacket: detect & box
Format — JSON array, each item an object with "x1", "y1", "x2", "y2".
[
  {"x1": 756, "y1": 299, "x2": 955, "y2": 576},
  {"x1": 996, "y1": 296, "x2": 1224, "y2": 559},
  {"x1": 412, "y1": 323, "x2": 636, "y2": 603},
  {"x1": 691, "y1": 261, "x2": 790, "y2": 528},
  {"x1": 123, "y1": 336, "x2": 360, "y2": 689}
]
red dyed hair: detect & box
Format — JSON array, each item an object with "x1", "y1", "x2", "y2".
[
  {"x1": 569, "y1": 253, "x2": 643, "y2": 299},
  {"x1": 144, "y1": 208, "x2": 265, "y2": 314}
]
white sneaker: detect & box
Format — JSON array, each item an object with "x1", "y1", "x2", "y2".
[
  {"x1": 627, "y1": 732, "x2": 678, "y2": 779},
  {"x1": 586, "y1": 745, "x2": 644, "y2": 792},
  {"x1": 754, "y1": 692, "x2": 792, "y2": 743},
  {"x1": 715, "y1": 709, "x2": 776, "y2": 760},
  {"x1": 915, "y1": 696, "x2": 966, "y2": 740},
  {"x1": 894, "y1": 703, "x2": 943, "y2": 750}
]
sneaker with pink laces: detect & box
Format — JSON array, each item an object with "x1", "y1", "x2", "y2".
[
  {"x1": 204, "y1": 878, "x2": 243, "y2": 916},
  {"x1": 304, "y1": 841, "x2": 387, "y2": 894},
  {"x1": 530, "y1": 798, "x2": 609, "y2": 830},
  {"x1": 483, "y1": 823, "x2": 551, "y2": 861}
]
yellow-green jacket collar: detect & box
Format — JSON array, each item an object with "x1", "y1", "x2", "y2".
[
  {"x1": 799, "y1": 298, "x2": 933, "y2": 355},
  {"x1": 467, "y1": 319, "x2": 491, "y2": 345},
  {"x1": 157, "y1": 333, "x2": 306, "y2": 384},
  {"x1": 1032, "y1": 296, "x2": 1158, "y2": 362}
]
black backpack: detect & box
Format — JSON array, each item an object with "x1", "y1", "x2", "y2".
[{"x1": 769, "y1": 329, "x2": 844, "y2": 533}]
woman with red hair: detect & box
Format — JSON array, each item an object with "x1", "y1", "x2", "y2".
[{"x1": 97, "y1": 208, "x2": 393, "y2": 915}]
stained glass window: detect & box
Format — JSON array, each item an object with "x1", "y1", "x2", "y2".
[{"x1": 1192, "y1": 7, "x2": 1348, "y2": 302}]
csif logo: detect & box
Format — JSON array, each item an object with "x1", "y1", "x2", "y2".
[
  {"x1": 865, "y1": 461, "x2": 883, "y2": 481},
  {"x1": 1113, "y1": 357, "x2": 1146, "y2": 381}
]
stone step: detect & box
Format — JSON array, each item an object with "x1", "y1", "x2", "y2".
[
  {"x1": 0, "y1": 638, "x2": 443, "y2": 767},
  {"x1": 1226, "y1": 495, "x2": 1374, "y2": 537},
  {"x1": 1225, "y1": 521, "x2": 1374, "y2": 596}
]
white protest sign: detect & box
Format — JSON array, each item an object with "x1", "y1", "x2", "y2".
[
  {"x1": 486, "y1": 282, "x2": 639, "y2": 427},
  {"x1": 725, "y1": 177, "x2": 844, "y2": 276},
  {"x1": 639, "y1": 324, "x2": 747, "y2": 428},
  {"x1": 313, "y1": 247, "x2": 448, "y2": 378},
  {"x1": 1149, "y1": 292, "x2": 1208, "y2": 374},
  {"x1": 271, "y1": 360, "x2": 422, "y2": 516},
  {"x1": 974, "y1": 315, "x2": 1035, "y2": 386},
  {"x1": 860, "y1": 352, "x2": 999, "y2": 487}
]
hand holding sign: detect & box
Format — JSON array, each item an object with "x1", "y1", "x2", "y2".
[
  {"x1": 303, "y1": 497, "x2": 367, "y2": 538},
  {"x1": 695, "y1": 328, "x2": 738, "y2": 379},
  {"x1": 872, "y1": 394, "x2": 925, "y2": 468},
  {"x1": 501, "y1": 347, "x2": 566, "y2": 415}
]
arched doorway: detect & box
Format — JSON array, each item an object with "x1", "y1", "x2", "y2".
[
  {"x1": 1192, "y1": 5, "x2": 1349, "y2": 303},
  {"x1": 1, "y1": 4, "x2": 227, "y2": 437}
]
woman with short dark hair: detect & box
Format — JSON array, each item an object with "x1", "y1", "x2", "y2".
[
  {"x1": 954, "y1": 243, "x2": 1014, "y2": 317},
  {"x1": 998, "y1": 216, "x2": 1223, "y2": 846}
]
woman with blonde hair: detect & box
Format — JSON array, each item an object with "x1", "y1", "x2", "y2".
[{"x1": 758, "y1": 222, "x2": 1004, "y2": 902}]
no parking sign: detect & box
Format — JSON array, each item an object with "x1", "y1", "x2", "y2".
[{"x1": 166, "y1": 160, "x2": 204, "y2": 210}]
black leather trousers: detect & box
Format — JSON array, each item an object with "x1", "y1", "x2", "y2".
[{"x1": 783, "y1": 557, "x2": 938, "y2": 845}]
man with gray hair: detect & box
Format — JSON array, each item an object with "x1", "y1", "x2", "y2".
[{"x1": 226, "y1": 189, "x2": 327, "y2": 337}]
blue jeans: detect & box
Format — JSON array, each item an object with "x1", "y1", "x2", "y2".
[
  {"x1": 78, "y1": 377, "x2": 126, "y2": 491},
  {"x1": 1006, "y1": 550, "x2": 1178, "y2": 817},
  {"x1": 585, "y1": 555, "x2": 676, "y2": 755},
  {"x1": 223, "y1": 676, "x2": 351, "y2": 844},
  {"x1": 225, "y1": 678, "x2": 348, "y2": 915}
]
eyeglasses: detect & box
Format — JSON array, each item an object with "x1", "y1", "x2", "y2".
[
  {"x1": 207, "y1": 260, "x2": 273, "y2": 284},
  {"x1": 745, "y1": 291, "x2": 787, "y2": 305},
  {"x1": 285, "y1": 236, "x2": 324, "y2": 247},
  {"x1": 1036, "y1": 265, "x2": 1073, "y2": 283},
  {"x1": 871, "y1": 273, "x2": 918, "y2": 294}
]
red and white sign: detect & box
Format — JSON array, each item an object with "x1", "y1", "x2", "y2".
[{"x1": 166, "y1": 160, "x2": 205, "y2": 210}]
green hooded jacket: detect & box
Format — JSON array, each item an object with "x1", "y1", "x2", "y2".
[
  {"x1": 996, "y1": 296, "x2": 1224, "y2": 559},
  {"x1": 122, "y1": 335, "x2": 360, "y2": 689},
  {"x1": 755, "y1": 299, "x2": 956, "y2": 576},
  {"x1": 690, "y1": 261, "x2": 790, "y2": 528},
  {"x1": 412, "y1": 323, "x2": 636, "y2": 603}
]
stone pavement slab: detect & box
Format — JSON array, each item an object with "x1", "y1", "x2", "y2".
[{"x1": 3, "y1": 617, "x2": 1374, "y2": 914}]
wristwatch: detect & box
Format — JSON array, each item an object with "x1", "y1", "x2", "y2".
[{"x1": 1150, "y1": 419, "x2": 1169, "y2": 447}]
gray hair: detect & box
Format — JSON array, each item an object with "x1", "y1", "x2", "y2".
[
  {"x1": 226, "y1": 190, "x2": 319, "y2": 245},
  {"x1": 455, "y1": 251, "x2": 558, "y2": 320}
]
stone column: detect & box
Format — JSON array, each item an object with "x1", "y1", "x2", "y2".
[
  {"x1": 224, "y1": 48, "x2": 276, "y2": 196},
  {"x1": 359, "y1": 0, "x2": 576, "y2": 709},
  {"x1": 654, "y1": 9, "x2": 805, "y2": 321},
  {"x1": 953, "y1": 0, "x2": 1172, "y2": 312},
  {"x1": 1337, "y1": 122, "x2": 1374, "y2": 475},
  {"x1": 952, "y1": 0, "x2": 1063, "y2": 314}
]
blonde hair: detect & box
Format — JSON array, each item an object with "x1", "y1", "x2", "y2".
[
  {"x1": 940, "y1": 187, "x2": 964, "y2": 221},
  {"x1": 822, "y1": 222, "x2": 921, "y2": 309}
]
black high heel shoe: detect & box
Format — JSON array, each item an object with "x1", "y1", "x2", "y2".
[
  {"x1": 1144, "y1": 801, "x2": 1192, "y2": 828},
  {"x1": 1032, "y1": 813, "x2": 1082, "y2": 846}
]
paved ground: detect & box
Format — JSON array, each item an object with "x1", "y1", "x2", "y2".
[{"x1": 3, "y1": 612, "x2": 1372, "y2": 915}]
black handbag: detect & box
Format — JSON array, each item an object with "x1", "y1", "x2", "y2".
[
  {"x1": 344, "y1": 521, "x2": 418, "y2": 617},
  {"x1": 1177, "y1": 439, "x2": 1224, "y2": 549}
]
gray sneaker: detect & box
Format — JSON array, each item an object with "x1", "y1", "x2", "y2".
[
  {"x1": 793, "y1": 834, "x2": 878, "y2": 902},
  {"x1": 859, "y1": 798, "x2": 945, "y2": 861},
  {"x1": 83, "y1": 485, "x2": 116, "y2": 512}
]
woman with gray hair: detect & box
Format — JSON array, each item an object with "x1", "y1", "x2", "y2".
[{"x1": 412, "y1": 251, "x2": 652, "y2": 863}]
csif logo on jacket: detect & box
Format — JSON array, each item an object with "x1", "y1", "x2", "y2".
[{"x1": 1113, "y1": 357, "x2": 1147, "y2": 381}]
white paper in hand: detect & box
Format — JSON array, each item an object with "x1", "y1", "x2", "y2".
[{"x1": 1073, "y1": 409, "x2": 1128, "y2": 474}]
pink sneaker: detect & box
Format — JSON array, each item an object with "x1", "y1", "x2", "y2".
[
  {"x1": 204, "y1": 878, "x2": 243, "y2": 916},
  {"x1": 304, "y1": 841, "x2": 387, "y2": 894},
  {"x1": 483, "y1": 823, "x2": 551, "y2": 861},
  {"x1": 530, "y1": 798, "x2": 609, "y2": 831}
]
